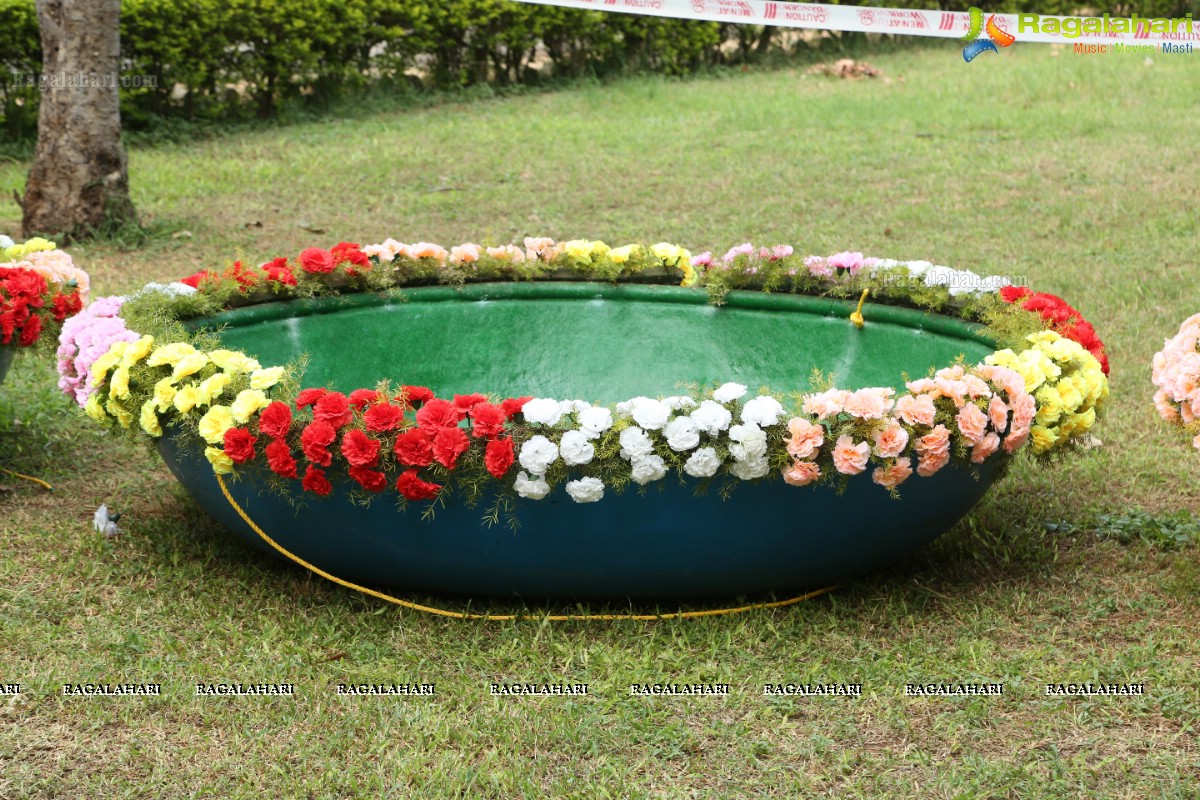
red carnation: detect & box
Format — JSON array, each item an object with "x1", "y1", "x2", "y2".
[
  {"x1": 348, "y1": 388, "x2": 380, "y2": 409},
  {"x1": 313, "y1": 391, "x2": 352, "y2": 428},
  {"x1": 179, "y1": 270, "x2": 214, "y2": 289},
  {"x1": 331, "y1": 242, "x2": 372, "y2": 274},
  {"x1": 265, "y1": 439, "x2": 298, "y2": 478},
  {"x1": 500, "y1": 396, "x2": 532, "y2": 420},
  {"x1": 51, "y1": 291, "x2": 82, "y2": 323},
  {"x1": 348, "y1": 465, "x2": 387, "y2": 493},
  {"x1": 258, "y1": 401, "x2": 293, "y2": 439},
  {"x1": 454, "y1": 393, "x2": 488, "y2": 411},
  {"x1": 432, "y1": 427, "x2": 470, "y2": 470},
  {"x1": 224, "y1": 260, "x2": 259, "y2": 293},
  {"x1": 393, "y1": 426, "x2": 435, "y2": 467},
  {"x1": 469, "y1": 403, "x2": 507, "y2": 438},
  {"x1": 400, "y1": 385, "x2": 435, "y2": 407},
  {"x1": 261, "y1": 257, "x2": 297, "y2": 286},
  {"x1": 484, "y1": 436, "x2": 515, "y2": 478},
  {"x1": 341, "y1": 428, "x2": 381, "y2": 467},
  {"x1": 295, "y1": 387, "x2": 328, "y2": 409},
  {"x1": 999, "y1": 286, "x2": 1032, "y2": 304},
  {"x1": 300, "y1": 421, "x2": 336, "y2": 466},
  {"x1": 222, "y1": 427, "x2": 258, "y2": 464},
  {"x1": 302, "y1": 465, "x2": 333, "y2": 496},
  {"x1": 364, "y1": 402, "x2": 405, "y2": 432},
  {"x1": 299, "y1": 247, "x2": 335, "y2": 274},
  {"x1": 396, "y1": 469, "x2": 441, "y2": 501},
  {"x1": 416, "y1": 398, "x2": 463, "y2": 429},
  {"x1": 18, "y1": 314, "x2": 41, "y2": 347}
]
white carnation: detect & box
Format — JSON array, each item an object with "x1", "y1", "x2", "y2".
[
  {"x1": 904, "y1": 260, "x2": 932, "y2": 278},
  {"x1": 576, "y1": 405, "x2": 614, "y2": 439},
  {"x1": 713, "y1": 382, "x2": 748, "y2": 403},
  {"x1": 728, "y1": 423, "x2": 767, "y2": 462},
  {"x1": 522, "y1": 398, "x2": 563, "y2": 427},
  {"x1": 518, "y1": 435, "x2": 559, "y2": 474},
  {"x1": 729, "y1": 458, "x2": 769, "y2": 480},
  {"x1": 663, "y1": 416, "x2": 700, "y2": 452},
  {"x1": 514, "y1": 471, "x2": 550, "y2": 500},
  {"x1": 565, "y1": 477, "x2": 605, "y2": 503},
  {"x1": 741, "y1": 395, "x2": 785, "y2": 427},
  {"x1": 618, "y1": 426, "x2": 655, "y2": 460},
  {"x1": 629, "y1": 396, "x2": 670, "y2": 430},
  {"x1": 558, "y1": 430, "x2": 595, "y2": 466},
  {"x1": 630, "y1": 455, "x2": 667, "y2": 485},
  {"x1": 690, "y1": 400, "x2": 732, "y2": 435},
  {"x1": 558, "y1": 399, "x2": 588, "y2": 417},
  {"x1": 683, "y1": 447, "x2": 721, "y2": 478},
  {"x1": 663, "y1": 395, "x2": 698, "y2": 411}
]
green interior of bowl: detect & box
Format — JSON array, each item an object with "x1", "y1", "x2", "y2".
[{"x1": 192, "y1": 283, "x2": 995, "y2": 401}]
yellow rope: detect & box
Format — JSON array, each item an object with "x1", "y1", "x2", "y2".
[
  {"x1": 215, "y1": 473, "x2": 835, "y2": 621},
  {"x1": 0, "y1": 468, "x2": 53, "y2": 491},
  {"x1": 850, "y1": 289, "x2": 869, "y2": 329}
]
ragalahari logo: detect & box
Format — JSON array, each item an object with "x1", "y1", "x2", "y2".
[{"x1": 962, "y1": 7, "x2": 1016, "y2": 61}]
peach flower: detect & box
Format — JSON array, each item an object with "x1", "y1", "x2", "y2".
[
  {"x1": 1002, "y1": 427, "x2": 1030, "y2": 454},
  {"x1": 782, "y1": 460, "x2": 821, "y2": 486},
  {"x1": 956, "y1": 403, "x2": 989, "y2": 445},
  {"x1": 987, "y1": 395, "x2": 1009, "y2": 433},
  {"x1": 410, "y1": 242, "x2": 448, "y2": 262},
  {"x1": 831, "y1": 435, "x2": 870, "y2": 475},
  {"x1": 873, "y1": 423, "x2": 909, "y2": 459},
  {"x1": 916, "y1": 449, "x2": 950, "y2": 477},
  {"x1": 843, "y1": 387, "x2": 895, "y2": 420},
  {"x1": 894, "y1": 394, "x2": 937, "y2": 428},
  {"x1": 486, "y1": 245, "x2": 526, "y2": 263},
  {"x1": 1009, "y1": 393, "x2": 1037, "y2": 434},
  {"x1": 872, "y1": 457, "x2": 913, "y2": 490},
  {"x1": 802, "y1": 389, "x2": 850, "y2": 421},
  {"x1": 970, "y1": 432, "x2": 1001, "y2": 463},
  {"x1": 785, "y1": 417, "x2": 825, "y2": 460},
  {"x1": 449, "y1": 243, "x2": 482, "y2": 264},
  {"x1": 914, "y1": 424, "x2": 951, "y2": 477},
  {"x1": 905, "y1": 377, "x2": 937, "y2": 394}
]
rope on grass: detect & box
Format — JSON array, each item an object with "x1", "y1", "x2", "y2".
[
  {"x1": 215, "y1": 473, "x2": 835, "y2": 620},
  {"x1": 0, "y1": 468, "x2": 53, "y2": 491}
]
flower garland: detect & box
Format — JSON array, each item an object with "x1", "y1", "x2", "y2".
[
  {"x1": 1152, "y1": 314, "x2": 1200, "y2": 449},
  {"x1": 61, "y1": 238, "x2": 1110, "y2": 510},
  {"x1": 1, "y1": 236, "x2": 87, "y2": 351}
]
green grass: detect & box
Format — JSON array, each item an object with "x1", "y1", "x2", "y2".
[{"x1": 3, "y1": 42, "x2": 1200, "y2": 798}]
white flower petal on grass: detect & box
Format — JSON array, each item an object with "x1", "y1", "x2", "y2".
[
  {"x1": 683, "y1": 447, "x2": 721, "y2": 478},
  {"x1": 741, "y1": 395, "x2": 785, "y2": 427},
  {"x1": 565, "y1": 477, "x2": 605, "y2": 503},
  {"x1": 559, "y1": 430, "x2": 596, "y2": 466},
  {"x1": 713, "y1": 382, "x2": 747, "y2": 403},
  {"x1": 690, "y1": 400, "x2": 732, "y2": 435},
  {"x1": 518, "y1": 435, "x2": 559, "y2": 474},
  {"x1": 514, "y1": 471, "x2": 550, "y2": 500},
  {"x1": 630, "y1": 455, "x2": 667, "y2": 485},
  {"x1": 522, "y1": 398, "x2": 563, "y2": 426},
  {"x1": 664, "y1": 416, "x2": 700, "y2": 452},
  {"x1": 577, "y1": 406, "x2": 613, "y2": 439}
]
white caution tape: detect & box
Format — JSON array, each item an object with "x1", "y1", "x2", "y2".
[{"x1": 513, "y1": 0, "x2": 1200, "y2": 47}]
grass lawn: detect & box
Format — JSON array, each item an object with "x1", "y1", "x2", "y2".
[{"x1": 2, "y1": 41, "x2": 1200, "y2": 798}]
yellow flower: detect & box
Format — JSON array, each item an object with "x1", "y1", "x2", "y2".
[
  {"x1": 146, "y1": 341, "x2": 198, "y2": 367},
  {"x1": 205, "y1": 447, "x2": 234, "y2": 475},
  {"x1": 105, "y1": 398, "x2": 133, "y2": 429},
  {"x1": 209, "y1": 349, "x2": 261, "y2": 374},
  {"x1": 1058, "y1": 381, "x2": 1083, "y2": 412},
  {"x1": 89, "y1": 342, "x2": 129, "y2": 387},
  {"x1": 172, "y1": 352, "x2": 210, "y2": 380},
  {"x1": 589, "y1": 241, "x2": 609, "y2": 256},
  {"x1": 1034, "y1": 386, "x2": 1064, "y2": 426},
  {"x1": 153, "y1": 377, "x2": 178, "y2": 411},
  {"x1": 173, "y1": 384, "x2": 202, "y2": 414},
  {"x1": 109, "y1": 366, "x2": 131, "y2": 400},
  {"x1": 1029, "y1": 425, "x2": 1059, "y2": 453},
  {"x1": 608, "y1": 245, "x2": 636, "y2": 264},
  {"x1": 651, "y1": 242, "x2": 683, "y2": 265},
  {"x1": 121, "y1": 335, "x2": 155, "y2": 367},
  {"x1": 197, "y1": 372, "x2": 231, "y2": 405},
  {"x1": 230, "y1": 389, "x2": 270, "y2": 424},
  {"x1": 563, "y1": 239, "x2": 593, "y2": 261},
  {"x1": 85, "y1": 394, "x2": 107, "y2": 422},
  {"x1": 139, "y1": 401, "x2": 162, "y2": 437},
  {"x1": 197, "y1": 405, "x2": 235, "y2": 445},
  {"x1": 249, "y1": 366, "x2": 285, "y2": 390},
  {"x1": 5, "y1": 237, "x2": 56, "y2": 259}
]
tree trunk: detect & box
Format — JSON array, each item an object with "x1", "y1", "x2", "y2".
[{"x1": 22, "y1": 0, "x2": 135, "y2": 240}]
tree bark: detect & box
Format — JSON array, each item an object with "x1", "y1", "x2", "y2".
[{"x1": 22, "y1": 0, "x2": 135, "y2": 240}]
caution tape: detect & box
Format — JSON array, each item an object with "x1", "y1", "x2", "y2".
[{"x1": 512, "y1": 0, "x2": 1200, "y2": 47}]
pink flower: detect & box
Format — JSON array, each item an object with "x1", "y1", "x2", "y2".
[
  {"x1": 827, "y1": 251, "x2": 864, "y2": 275},
  {"x1": 785, "y1": 417, "x2": 825, "y2": 460},
  {"x1": 979, "y1": 365, "x2": 1026, "y2": 400},
  {"x1": 691, "y1": 252, "x2": 713, "y2": 268},
  {"x1": 905, "y1": 377, "x2": 937, "y2": 395},
  {"x1": 971, "y1": 432, "x2": 1001, "y2": 463},
  {"x1": 802, "y1": 389, "x2": 850, "y2": 420},
  {"x1": 872, "y1": 457, "x2": 913, "y2": 490},
  {"x1": 843, "y1": 387, "x2": 894, "y2": 420},
  {"x1": 769, "y1": 244, "x2": 793, "y2": 261},
  {"x1": 832, "y1": 435, "x2": 870, "y2": 475},
  {"x1": 782, "y1": 460, "x2": 821, "y2": 486},
  {"x1": 722, "y1": 243, "x2": 755, "y2": 265},
  {"x1": 956, "y1": 403, "x2": 989, "y2": 445},
  {"x1": 1009, "y1": 393, "x2": 1036, "y2": 435},
  {"x1": 873, "y1": 424, "x2": 909, "y2": 458},
  {"x1": 933, "y1": 377, "x2": 969, "y2": 407},
  {"x1": 804, "y1": 256, "x2": 832, "y2": 278},
  {"x1": 987, "y1": 396, "x2": 1009, "y2": 433},
  {"x1": 449, "y1": 243, "x2": 482, "y2": 264},
  {"x1": 894, "y1": 394, "x2": 937, "y2": 428}
]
